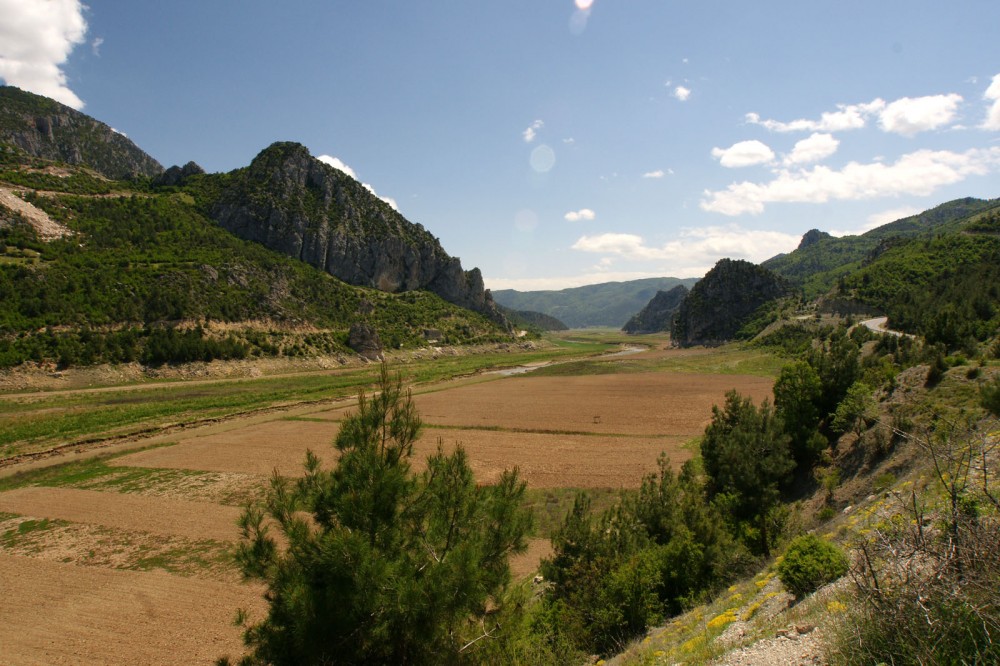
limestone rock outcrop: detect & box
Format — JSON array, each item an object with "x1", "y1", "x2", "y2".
[{"x1": 210, "y1": 142, "x2": 507, "y2": 327}]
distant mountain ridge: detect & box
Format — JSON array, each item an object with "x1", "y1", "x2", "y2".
[
  {"x1": 492, "y1": 277, "x2": 700, "y2": 328},
  {"x1": 0, "y1": 86, "x2": 163, "y2": 180}
]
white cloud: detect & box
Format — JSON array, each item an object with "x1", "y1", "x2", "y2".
[
  {"x1": 784, "y1": 132, "x2": 839, "y2": 165},
  {"x1": 570, "y1": 225, "x2": 799, "y2": 275},
  {"x1": 746, "y1": 100, "x2": 885, "y2": 133},
  {"x1": 0, "y1": 0, "x2": 88, "y2": 109},
  {"x1": 878, "y1": 94, "x2": 963, "y2": 136},
  {"x1": 523, "y1": 119, "x2": 544, "y2": 143},
  {"x1": 673, "y1": 85, "x2": 691, "y2": 101},
  {"x1": 91, "y1": 37, "x2": 103, "y2": 56},
  {"x1": 317, "y1": 154, "x2": 398, "y2": 211},
  {"x1": 642, "y1": 169, "x2": 666, "y2": 179},
  {"x1": 701, "y1": 147, "x2": 1000, "y2": 216},
  {"x1": 317, "y1": 154, "x2": 357, "y2": 179},
  {"x1": 711, "y1": 140, "x2": 775, "y2": 168},
  {"x1": 829, "y1": 206, "x2": 922, "y2": 237},
  {"x1": 983, "y1": 73, "x2": 1000, "y2": 131},
  {"x1": 564, "y1": 208, "x2": 596, "y2": 222}
]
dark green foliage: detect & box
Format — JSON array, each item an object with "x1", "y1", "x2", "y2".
[
  {"x1": 231, "y1": 367, "x2": 532, "y2": 665},
  {"x1": 0, "y1": 185, "x2": 507, "y2": 367},
  {"x1": 981, "y1": 376, "x2": 1000, "y2": 418},
  {"x1": 830, "y1": 381, "x2": 877, "y2": 436},
  {"x1": 671, "y1": 259, "x2": 792, "y2": 347},
  {"x1": 840, "y1": 232, "x2": 1000, "y2": 348},
  {"x1": 621, "y1": 285, "x2": 689, "y2": 334},
  {"x1": 763, "y1": 197, "x2": 1000, "y2": 299},
  {"x1": 701, "y1": 391, "x2": 794, "y2": 556},
  {"x1": 806, "y1": 329, "x2": 861, "y2": 419},
  {"x1": 776, "y1": 534, "x2": 848, "y2": 598},
  {"x1": 539, "y1": 458, "x2": 740, "y2": 656},
  {"x1": 773, "y1": 361, "x2": 826, "y2": 466}
]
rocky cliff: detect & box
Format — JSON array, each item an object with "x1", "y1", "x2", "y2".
[
  {"x1": 210, "y1": 142, "x2": 507, "y2": 326},
  {"x1": 0, "y1": 86, "x2": 163, "y2": 180},
  {"x1": 671, "y1": 259, "x2": 791, "y2": 346},
  {"x1": 622, "y1": 285, "x2": 689, "y2": 334}
]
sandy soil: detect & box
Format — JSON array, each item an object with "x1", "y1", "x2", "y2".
[
  {"x1": 0, "y1": 554, "x2": 263, "y2": 665},
  {"x1": 0, "y1": 486, "x2": 243, "y2": 542}
]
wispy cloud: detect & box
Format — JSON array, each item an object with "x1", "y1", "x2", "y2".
[
  {"x1": 673, "y1": 85, "x2": 691, "y2": 102},
  {"x1": 711, "y1": 140, "x2": 775, "y2": 168},
  {"x1": 701, "y1": 147, "x2": 1000, "y2": 216},
  {"x1": 747, "y1": 94, "x2": 963, "y2": 137},
  {"x1": 0, "y1": 0, "x2": 88, "y2": 109},
  {"x1": 642, "y1": 169, "x2": 667, "y2": 179},
  {"x1": 317, "y1": 154, "x2": 398, "y2": 211},
  {"x1": 523, "y1": 119, "x2": 544, "y2": 143},
  {"x1": 564, "y1": 208, "x2": 596, "y2": 222},
  {"x1": 983, "y1": 73, "x2": 1000, "y2": 131}
]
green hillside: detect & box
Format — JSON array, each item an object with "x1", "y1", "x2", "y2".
[
  {"x1": 0, "y1": 154, "x2": 509, "y2": 368},
  {"x1": 763, "y1": 197, "x2": 1000, "y2": 298}
]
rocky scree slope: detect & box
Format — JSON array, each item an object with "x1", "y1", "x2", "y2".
[
  {"x1": 0, "y1": 86, "x2": 163, "y2": 180},
  {"x1": 210, "y1": 142, "x2": 507, "y2": 328}
]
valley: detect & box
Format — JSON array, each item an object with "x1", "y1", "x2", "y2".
[{"x1": 0, "y1": 336, "x2": 775, "y2": 665}]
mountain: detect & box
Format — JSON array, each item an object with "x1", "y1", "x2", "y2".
[
  {"x1": 492, "y1": 277, "x2": 700, "y2": 328},
  {"x1": 762, "y1": 198, "x2": 1000, "y2": 299},
  {"x1": 671, "y1": 259, "x2": 792, "y2": 347},
  {"x1": 622, "y1": 285, "x2": 689, "y2": 335},
  {"x1": 210, "y1": 142, "x2": 506, "y2": 326},
  {"x1": 829, "y1": 205, "x2": 1000, "y2": 346},
  {"x1": 0, "y1": 86, "x2": 162, "y2": 180},
  {"x1": 0, "y1": 92, "x2": 511, "y2": 368}
]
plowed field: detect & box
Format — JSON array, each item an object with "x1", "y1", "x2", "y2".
[{"x1": 0, "y1": 361, "x2": 773, "y2": 663}]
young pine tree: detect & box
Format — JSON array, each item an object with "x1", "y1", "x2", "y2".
[{"x1": 227, "y1": 365, "x2": 532, "y2": 666}]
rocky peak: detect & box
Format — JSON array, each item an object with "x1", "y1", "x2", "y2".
[
  {"x1": 798, "y1": 228, "x2": 831, "y2": 249},
  {"x1": 210, "y1": 142, "x2": 508, "y2": 327},
  {"x1": 671, "y1": 258, "x2": 791, "y2": 346},
  {"x1": 153, "y1": 161, "x2": 205, "y2": 187},
  {"x1": 0, "y1": 86, "x2": 163, "y2": 180}
]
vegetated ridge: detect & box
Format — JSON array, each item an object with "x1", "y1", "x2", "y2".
[
  {"x1": 762, "y1": 197, "x2": 1000, "y2": 299},
  {"x1": 0, "y1": 86, "x2": 163, "y2": 180},
  {"x1": 492, "y1": 276, "x2": 700, "y2": 328},
  {"x1": 622, "y1": 284, "x2": 688, "y2": 335},
  {"x1": 0, "y1": 90, "x2": 512, "y2": 368},
  {"x1": 671, "y1": 258, "x2": 792, "y2": 346}
]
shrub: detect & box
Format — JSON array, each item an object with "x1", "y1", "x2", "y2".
[{"x1": 776, "y1": 534, "x2": 848, "y2": 598}]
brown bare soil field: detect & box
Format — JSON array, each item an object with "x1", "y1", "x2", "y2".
[
  {"x1": 119, "y1": 426, "x2": 685, "y2": 488},
  {"x1": 0, "y1": 486, "x2": 242, "y2": 542},
  {"x1": 405, "y1": 373, "x2": 772, "y2": 436},
  {"x1": 0, "y1": 554, "x2": 262, "y2": 665},
  {"x1": 510, "y1": 537, "x2": 554, "y2": 581}
]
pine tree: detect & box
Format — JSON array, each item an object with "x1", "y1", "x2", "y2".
[{"x1": 227, "y1": 365, "x2": 532, "y2": 665}]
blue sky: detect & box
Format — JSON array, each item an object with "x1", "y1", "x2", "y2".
[{"x1": 3, "y1": 1, "x2": 999, "y2": 290}]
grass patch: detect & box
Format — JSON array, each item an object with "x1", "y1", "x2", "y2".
[{"x1": 522, "y1": 487, "x2": 626, "y2": 539}]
